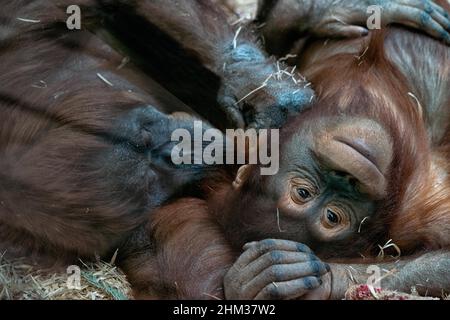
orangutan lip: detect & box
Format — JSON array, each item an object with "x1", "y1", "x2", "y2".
[{"x1": 335, "y1": 136, "x2": 381, "y2": 174}]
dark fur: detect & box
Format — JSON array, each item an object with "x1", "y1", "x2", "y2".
[{"x1": 0, "y1": 1, "x2": 222, "y2": 264}]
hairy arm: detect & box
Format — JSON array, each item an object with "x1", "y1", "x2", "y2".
[
  {"x1": 319, "y1": 250, "x2": 450, "y2": 299},
  {"x1": 72, "y1": 0, "x2": 314, "y2": 129},
  {"x1": 258, "y1": 0, "x2": 450, "y2": 55},
  {"x1": 120, "y1": 198, "x2": 235, "y2": 299},
  {"x1": 224, "y1": 239, "x2": 450, "y2": 299}
]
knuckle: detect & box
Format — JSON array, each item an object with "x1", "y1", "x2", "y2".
[
  {"x1": 419, "y1": 12, "x2": 432, "y2": 26},
  {"x1": 259, "y1": 239, "x2": 277, "y2": 252},
  {"x1": 303, "y1": 277, "x2": 314, "y2": 290},
  {"x1": 303, "y1": 277, "x2": 319, "y2": 290},
  {"x1": 267, "y1": 265, "x2": 283, "y2": 281},
  {"x1": 229, "y1": 264, "x2": 240, "y2": 275},
  {"x1": 226, "y1": 265, "x2": 242, "y2": 282},
  {"x1": 422, "y1": 1, "x2": 434, "y2": 15},
  {"x1": 264, "y1": 283, "x2": 281, "y2": 299},
  {"x1": 310, "y1": 260, "x2": 322, "y2": 275},
  {"x1": 269, "y1": 250, "x2": 284, "y2": 264},
  {"x1": 311, "y1": 260, "x2": 327, "y2": 276}
]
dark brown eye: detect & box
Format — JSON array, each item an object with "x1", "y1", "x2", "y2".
[
  {"x1": 326, "y1": 209, "x2": 340, "y2": 225},
  {"x1": 297, "y1": 188, "x2": 311, "y2": 200},
  {"x1": 291, "y1": 179, "x2": 316, "y2": 204}
]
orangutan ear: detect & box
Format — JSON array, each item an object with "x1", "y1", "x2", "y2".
[{"x1": 233, "y1": 165, "x2": 253, "y2": 190}]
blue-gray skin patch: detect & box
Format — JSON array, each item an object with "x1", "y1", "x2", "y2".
[
  {"x1": 220, "y1": 42, "x2": 315, "y2": 128},
  {"x1": 420, "y1": 11, "x2": 432, "y2": 27},
  {"x1": 303, "y1": 277, "x2": 315, "y2": 290},
  {"x1": 442, "y1": 31, "x2": 450, "y2": 42},
  {"x1": 310, "y1": 260, "x2": 321, "y2": 276},
  {"x1": 270, "y1": 250, "x2": 284, "y2": 263},
  {"x1": 229, "y1": 44, "x2": 266, "y2": 63},
  {"x1": 250, "y1": 86, "x2": 314, "y2": 127},
  {"x1": 445, "y1": 33, "x2": 450, "y2": 42},
  {"x1": 423, "y1": 0, "x2": 434, "y2": 15},
  {"x1": 421, "y1": 0, "x2": 449, "y2": 19},
  {"x1": 297, "y1": 243, "x2": 312, "y2": 253},
  {"x1": 222, "y1": 43, "x2": 273, "y2": 74},
  {"x1": 372, "y1": 0, "x2": 390, "y2": 10},
  {"x1": 419, "y1": 11, "x2": 450, "y2": 42},
  {"x1": 274, "y1": 89, "x2": 311, "y2": 109}
]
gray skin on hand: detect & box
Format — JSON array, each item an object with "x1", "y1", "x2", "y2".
[
  {"x1": 260, "y1": 0, "x2": 450, "y2": 44},
  {"x1": 224, "y1": 239, "x2": 331, "y2": 300},
  {"x1": 219, "y1": 43, "x2": 315, "y2": 129}
]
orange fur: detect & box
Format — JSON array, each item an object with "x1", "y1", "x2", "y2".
[{"x1": 298, "y1": 15, "x2": 450, "y2": 253}]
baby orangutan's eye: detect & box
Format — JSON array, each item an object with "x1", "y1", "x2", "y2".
[
  {"x1": 290, "y1": 178, "x2": 317, "y2": 204},
  {"x1": 297, "y1": 188, "x2": 311, "y2": 200},
  {"x1": 321, "y1": 206, "x2": 348, "y2": 229},
  {"x1": 326, "y1": 209, "x2": 340, "y2": 225}
]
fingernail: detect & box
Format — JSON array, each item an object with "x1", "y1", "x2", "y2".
[{"x1": 361, "y1": 28, "x2": 369, "y2": 36}]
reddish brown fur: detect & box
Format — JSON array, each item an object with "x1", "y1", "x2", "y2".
[
  {"x1": 0, "y1": 1, "x2": 227, "y2": 266},
  {"x1": 297, "y1": 18, "x2": 450, "y2": 253},
  {"x1": 121, "y1": 198, "x2": 235, "y2": 299},
  {"x1": 126, "y1": 3, "x2": 450, "y2": 299},
  {"x1": 0, "y1": 0, "x2": 255, "y2": 298},
  {"x1": 0, "y1": 1, "x2": 146, "y2": 262}
]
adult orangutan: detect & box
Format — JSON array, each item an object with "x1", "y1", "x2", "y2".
[
  {"x1": 1, "y1": 0, "x2": 322, "y2": 264},
  {"x1": 121, "y1": 0, "x2": 450, "y2": 300}
]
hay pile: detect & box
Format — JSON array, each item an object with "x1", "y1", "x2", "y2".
[{"x1": 0, "y1": 255, "x2": 132, "y2": 300}]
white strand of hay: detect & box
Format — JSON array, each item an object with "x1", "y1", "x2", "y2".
[
  {"x1": 276, "y1": 208, "x2": 286, "y2": 233},
  {"x1": 407, "y1": 92, "x2": 424, "y2": 119},
  {"x1": 358, "y1": 216, "x2": 370, "y2": 233},
  {"x1": 97, "y1": 73, "x2": 114, "y2": 87},
  {"x1": 378, "y1": 239, "x2": 402, "y2": 259},
  {"x1": 233, "y1": 26, "x2": 243, "y2": 49},
  {"x1": 17, "y1": 17, "x2": 41, "y2": 23},
  {"x1": 234, "y1": 74, "x2": 273, "y2": 105}
]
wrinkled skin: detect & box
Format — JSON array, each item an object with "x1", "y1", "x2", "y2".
[
  {"x1": 218, "y1": 44, "x2": 314, "y2": 129},
  {"x1": 85, "y1": 0, "x2": 450, "y2": 130},
  {"x1": 221, "y1": 116, "x2": 393, "y2": 299},
  {"x1": 224, "y1": 240, "x2": 330, "y2": 300},
  {"x1": 225, "y1": 239, "x2": 450, "y2": 300},
  {"x1": 258, "y1": 0, "x2": 450, "y2": 54},
  {"x1": 85, "y1": 0, "x2": 315, "y2": 129},
  {"x1": 0, "y1": 0, "x2": 222, "y2": 263},
  {"x1": 222, "y1": 0, "x2": 450, "y2": 300}
]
